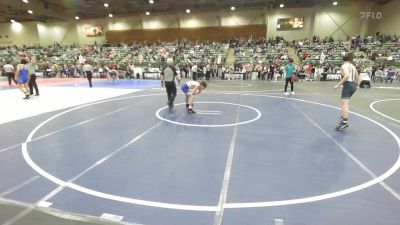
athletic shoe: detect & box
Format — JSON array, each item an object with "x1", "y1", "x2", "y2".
[
  {"x1": 35, "y1": 94, "x2": 40, "y2": 96},
  {"x1": 335, "y1": 122, "x2": 349, "y2": 131},
  {"x1": 291, "y1": 91, "x2": 295, "y2": 95},
  {"x1": 283, "y1": 92, "x2": 290, "y2": 96},
  {"x1": 188, "y1": 108, "x2": 196, "y2": 113},
  {"x1": 23, "y1": 95, "x2": 30, "y2": 100}
]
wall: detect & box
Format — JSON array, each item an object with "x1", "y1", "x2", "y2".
[
  {"x1": 267, "y1": 7, "x2": 314, "y2": 41},
  {"x1": 0, "y1": 22, "x2": 40, "y2": 46},
  {"x1": 373, "y1": 0, "x2": 400, "y2": 35},
  {"x1": 180, "y1": 12, "x2": 220, "y2": 28},
  {"x1": 107, "y1": 25, "x2": 267, "y2": 43},
  {"x1": 0, "y1": 2, "x2": 395, "y2": 46},
  {"x1": 37, "y1": 22, "x2": 79, "y2": 46},
  {"x1": 221, "y1": 9, "x2": 265, "y2": 26},
  {"x1": 75, "y1": 18, "x2": 108, "y2": 45},
  {"x1": 314, "y1": 2, "x2": 376, "y2": 41}
]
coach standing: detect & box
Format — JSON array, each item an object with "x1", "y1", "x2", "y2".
[{"x1": 161, "y1": 58, "x2": 180, "y2": 109}]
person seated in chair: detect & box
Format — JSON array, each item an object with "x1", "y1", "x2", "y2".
[
  {"x1": 375, "y1": 68, "x2": 384, "y2": 82},
  {"x1": 385, "y1": 67, "x2": 395, "y2": 83}
]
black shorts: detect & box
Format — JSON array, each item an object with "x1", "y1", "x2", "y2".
[{"x1": 341, "y1": 82, "x2": 357, "y2": 99}]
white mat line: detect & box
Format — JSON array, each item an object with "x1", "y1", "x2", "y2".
[
  {"x1": 213, "y1": 98, "x2": 242, "y2": 225},
  {"x1": 370, "y1": 99, "x2": 400, "y2": 124},
  {"x1": 196, "y1": 112, "x2": 222, "y2": 115},
  {"x1": 292, "y1": 103, "x2": 400, "y2": 201},
  {"x1": 0, "y1": 105, "x2": 133, "y2": 155},
  {"x1": 195, "y1": 110, "x2": 222, "y2": 113},
  {"x1": 5, "y1": 123, "x2": 162, "y2": 225},
  {"x1": 196, "y1": 110, "x2": 223, "y2": 115},
  {"x1": 0, "y1": 98, "x2": 151, "y2": 155},
  {"x1": 0, "y1": 176, "x2": 40, "y2": 197}
]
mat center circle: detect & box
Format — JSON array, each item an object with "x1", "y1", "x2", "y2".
[{"x1": 155, "y1": 102, "x2": 262, "y2": 127}]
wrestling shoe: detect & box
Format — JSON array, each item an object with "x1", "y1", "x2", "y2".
[{"x1": 335, "y1": 122, "x2": 349, "y2": 131}]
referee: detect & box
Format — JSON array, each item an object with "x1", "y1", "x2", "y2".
[
  {"x1": 161, "y1": 58, "x2": 180, "y2": 109},
  {"x1": 83, "y1": 61, "x2": 93, "y2": 87},
  {"x1": 27, "y1": 55, "x2": 39, "y2": 96}
]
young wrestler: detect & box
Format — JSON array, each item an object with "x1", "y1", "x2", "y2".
[
  {"x1": 181, "y1": 80, "x2": 207, "y2": 113},
  {"x1": 15, "y1": 58, "x2": 30, "y2": 99},
  {"x1": 334, "y1": 52, "x2": 359, "y2": 131}
]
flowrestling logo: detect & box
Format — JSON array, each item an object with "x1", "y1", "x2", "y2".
[{"x1": 360, "y1": 12, "x2": 382, "y2": 20}]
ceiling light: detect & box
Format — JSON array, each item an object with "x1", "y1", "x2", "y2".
[
  {"x1": 104, "y1": 3, "x2": 109, "y2": 7},
  {"x1": 280, "y1": 3, "x2": 284, "y2": 8},
  {"x1": 22, "y1": 0, "x2": 29, "y2": 3},
  {"x1": 109, "y1": 13, "x2": 113, "y2": 18},
  {"x1": 11, "y1": 19, "x2": 16, "y2": 23},
  {"x1": 231, "y1": 6, "x2": 235, "y2": 11},
  {"x1": 333, "y1": 1, "x2": 338, "y2": 5},
  {"x1": 146, "y1": 11, "x2": 150, "y2": 16},
  {"x1": 149, "y1": 0, "x2": 154, "y2": 4},
  {"x1": 28, "y1": 10, "x2": 33, "y2": 14},
  {"x1": 186, "y1": 9, "x2": 190, "y2": 14},
  {"x1": 75, "y1": 16, "x2": 79, "y2": 20}
]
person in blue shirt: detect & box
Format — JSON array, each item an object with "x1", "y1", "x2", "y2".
[
  {"x1": 283, "y1": 58, "x2": 296, "y2": 95},
  {"x1": 14, "y1": 58, "x2": 30, "y2": 99},
  {"x1": 385, "y1": 67, "x2": 395, "y2": 83}
]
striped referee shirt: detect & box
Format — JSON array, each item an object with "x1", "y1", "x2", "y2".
[{"x1": 161, "y1": 65, "x2": 177, "y2": 82}]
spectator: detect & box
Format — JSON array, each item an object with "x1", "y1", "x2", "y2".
[
  {"x1": 385, "y1": 67, "x2": 396, "y2": 83},
  {"x1": 3, "y1": 61, "x2": 16, "y2": 86}
]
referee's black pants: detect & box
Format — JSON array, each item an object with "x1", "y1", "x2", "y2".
[
  {"x1": 165, "y1": 81, "x2": 177, "y2": 105},
  {"x1": 28, "y1": 74, "x2": 39, "y2": 95},
  {"x1": 192, "y1": 72, "x2": 197, "y2": 81},
  {"x1": 85, "y1": 71, "x2": 93, "y2": 87},
  {"x1": 6, "y1": 72, "x2": 16, "y2": 85}
]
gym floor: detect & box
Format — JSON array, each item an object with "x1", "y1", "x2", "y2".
[{"x1": 0, "y1": 78, "x2": 399, "y2": 225}]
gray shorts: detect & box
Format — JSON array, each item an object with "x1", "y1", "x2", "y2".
[{"x1": 341, "y1": 82, "x2": 357, "y2": 99}]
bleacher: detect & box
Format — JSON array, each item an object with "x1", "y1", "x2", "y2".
[
  {"x1": 296, "y1": 42, "x2": 346, "y2": 66},
  {"x1": 1, "y1": 37, "x2": 398, "y2": 81},
  {"x1": 234, "y1": 43, "x2": 288, "y2": 66},
  {"x1": 362, "y1": 42, "x2": 400, "y2": 67}
]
